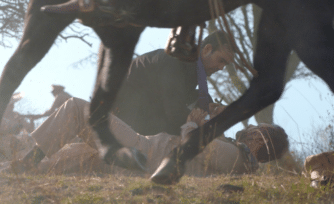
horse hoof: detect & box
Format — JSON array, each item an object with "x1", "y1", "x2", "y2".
[
  {"x1": 150, "y1": 157, "x2": 185, "y2": 185},
  {"x1": 103, "y1": 147, "x2": 147, "y2": 172}
]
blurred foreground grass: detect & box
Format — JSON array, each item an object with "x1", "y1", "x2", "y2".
[{"x1": 0, "y1": 171, "x2": 333, "y2": 204}]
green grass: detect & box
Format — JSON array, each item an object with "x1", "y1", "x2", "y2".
[{"x1": 0, "y1": 172, "x2": 333, "y2": 203}]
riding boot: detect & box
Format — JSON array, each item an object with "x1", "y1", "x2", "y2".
[
  {"x1": 22, "y1": 145, "x2": 45, "y2": 165},
  {"x1": 11, "y1": 146, "x2": 45, "y2": 174}
]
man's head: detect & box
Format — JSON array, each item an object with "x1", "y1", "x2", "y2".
[
  {"x1": 236, "y1": 123, "x2": 289, "y2": 163},
  {"x1": 200, "y1": 31, "x2": 235, "y2": 76},
  {"x1": 51, "y1": 84, "x2": 65, "y2": 96}
]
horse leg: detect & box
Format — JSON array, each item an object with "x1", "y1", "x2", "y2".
[
  {"x1": 0, "y1": 0, "x2": 74, "y2": 125},
  {"x1": 151, "y1": 11, "x2": 292, "y2": 184},
  {"x1": 90, "y1": 25, "x2": 147, "y2": 171},
  {"x1": 294, "y1": 22, "x2": 334, "y2": 94}
]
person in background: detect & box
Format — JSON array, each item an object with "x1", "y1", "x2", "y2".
[{"x1": 25, "y1": 84, "x2": 72, "y2": 121}]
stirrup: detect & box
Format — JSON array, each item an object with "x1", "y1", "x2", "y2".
[
  {"x1": 78, "y1": 0, "x2": 116, "y2": 14},
  {"x1": 165, "y1": 23, "x2": 205, "y2": 62}
]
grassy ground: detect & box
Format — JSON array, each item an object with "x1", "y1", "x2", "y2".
[{"x1": 0, "y1": 171, "x2": 333, "y2": 204}]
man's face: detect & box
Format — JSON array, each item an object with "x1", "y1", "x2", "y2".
[
  {"x1": 51, "y1": 90, "x2": 60, "y2": 96},
  {"x1": 201, "y1": 44, "x2": 234, "y2": 76}
]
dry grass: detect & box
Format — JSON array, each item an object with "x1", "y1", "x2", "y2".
[
  {"x1": 0, "y1": 171, "x2": 333, "y2": 204},
  {"x1": 0, "y1": 127, "x2": 329, "y2": 203}
]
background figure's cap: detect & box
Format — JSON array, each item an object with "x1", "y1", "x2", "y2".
[{"x1": 51, "y1": 84, "x2": 65, "y2": 92}]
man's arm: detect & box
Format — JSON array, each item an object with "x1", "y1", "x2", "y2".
[
  {"x1": 25, "y1": 94, "x2": 72, "y2": 120},
  {"x1": 34, "y1": 97, "x2": 63, "y2": 119}
]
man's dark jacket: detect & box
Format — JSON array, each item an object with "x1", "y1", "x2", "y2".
[{"x1": 112, "y1": 49, "x2": 212, "y2": 136}]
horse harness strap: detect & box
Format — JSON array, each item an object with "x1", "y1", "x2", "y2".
[{"x1": 78, "y1": 0, "x2": 143, "y2": 27}]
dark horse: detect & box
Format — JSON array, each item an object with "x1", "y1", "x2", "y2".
[{"x1": 0, "y1": 0, "x2": 333, "y2": 184}]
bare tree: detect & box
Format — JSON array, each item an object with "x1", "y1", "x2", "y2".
[
  {"x1": 0, "y1": 0, "x2": 26, "y2": 47},
  {"x1": 0, "y1": 0, "x2": 94, "y2": 48}
]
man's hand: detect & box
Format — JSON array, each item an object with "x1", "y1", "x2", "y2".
[
  {"x1": 209, "y1": 103, "x2": 226, "y2": 118},
  {"x1": 187, "y1": 103, "x2": 226, "y2": 126},
  {"x1": 187, "y1": 108, "x2": 208, "y2": 126},
  {"x1": 23, "y1": 114, "x2": 42, "y2": 121}
]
